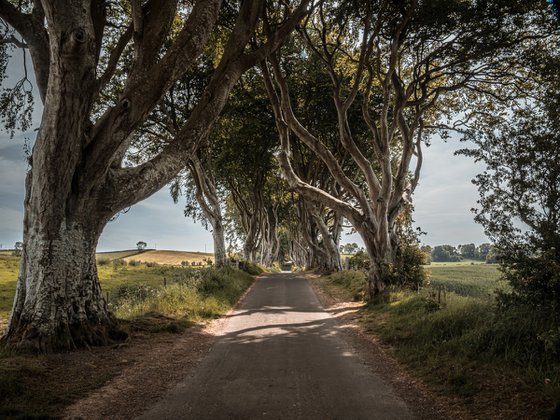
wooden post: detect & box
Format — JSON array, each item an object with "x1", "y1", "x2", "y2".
[{"x1": 164, "y1": 277, "x2": 167, "y2": 288}]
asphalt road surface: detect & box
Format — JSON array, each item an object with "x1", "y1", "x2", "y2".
[{"x1": 139, "y1": 273, "x2": 414, "y2": 420}]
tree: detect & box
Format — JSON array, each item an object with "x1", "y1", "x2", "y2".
[
  {"x1": 263, "y1": 0, "x2": 548, "y2": 300},
  {"x1": 13, "y1": 241, "x2": 23, "y2": 257},
  {"x1": 477, "y1": 243, "x2": 493, "y2": 261},
  {"x1": 170, "y1": 146, "x2": 228, "y2": 268},
  {"x1": 0, "y1": 0, "x2": 313, "y2": 352},
  {"x1": 460, "y1": 67, "x2": 560, "y2": 307},
  {"x1": 458, "y1": 243, "x2": 477, "y2": 260},
  {"x1": 431, "y1": 245, "x2": 461, "y2": 263},
  {"x1": 341, "y1": 243, "x2": 359, "y2": 255},
  {"x1": 136, "y1": 241, "x2": 147, "y2": 251}
]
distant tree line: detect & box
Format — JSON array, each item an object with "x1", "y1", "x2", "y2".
[{"x1": 422, "y1": 243, "x2": 498, "y2": 264}]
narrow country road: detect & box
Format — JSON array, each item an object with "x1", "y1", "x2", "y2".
[{"x1": 139, "y1": 273, "x2": 414, "y2": 420}]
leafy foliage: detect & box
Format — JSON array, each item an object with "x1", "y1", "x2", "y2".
[
  {"x1": 460, "y1": 94, "x2": 560, "y2": 309},
  {"x1": 431, "y1": 245, "x2": 462, "y2": 263}
]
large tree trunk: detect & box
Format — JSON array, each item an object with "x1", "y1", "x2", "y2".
[
  {"x1": 0, "y1": 0, "x2": 311, "y2": 353},
  {"x1": 361, "y1": 227, "x2": 395, "y2": 302},
  {"x1": 5, "y1": 184, "x2": 122, "y2": 352}
]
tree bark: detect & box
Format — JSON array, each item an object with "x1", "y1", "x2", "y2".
[
  {"x1": 188, "y1": 154, "x2": 227, "y2": 268},
  {"x1": 212, "y1": 218, "x2": 227, "y2": 268},
  {"x1": 310, "y1": 207, "x2": 342, "y2": 273},
  {"x1": 5, "y1": 177, "x2": 123, "y2": 352},
  {"x1": 360, "y1": 227, "x2": 395, "y2": 302}
]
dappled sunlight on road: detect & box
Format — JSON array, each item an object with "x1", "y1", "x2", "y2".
[{"x1": 139, "y1": 273, "x2": 413, "y2": 420}]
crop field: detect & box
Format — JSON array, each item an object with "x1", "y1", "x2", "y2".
[{"x1": 424, "y1": 262, "x2": 504, "y2": 298}]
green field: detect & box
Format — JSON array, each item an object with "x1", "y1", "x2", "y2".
[
  {"x1": 0, "y1": 256, "x2": 19, "y2": 321},
  {"x1": 425, "y1": 262, "x2": 504, "y2": 298}
]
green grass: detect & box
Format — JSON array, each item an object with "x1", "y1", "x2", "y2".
[
  {"x1": 0, "y1": 256, "x2": 255, "y2": 418},
  {"x1": 0, "y1": 255, "x2": 255, "y2": 330},
  {"x1": 109, "y1": 267, "x2": 254, "y2": 322},
  {"x1": 425, "y1": 263, "x2": 505, "y2": 298},
  {"x1": 427, "y1": 259, "x2": 487, "y2": 267},
  {"x1": 0, "y1": 256, "x2": 19, "y2": 321}
]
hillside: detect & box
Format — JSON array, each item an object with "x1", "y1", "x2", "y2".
[
  {"x1": 96, "y1": 249, "x2": 147, "y2": 261},
  {"x1": 122, "y1": 250, "x2": 214, "y2": 266}
]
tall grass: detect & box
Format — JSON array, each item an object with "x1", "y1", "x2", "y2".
[
  {"x1": 425, "y1": 263, "x2": 504, "y2": 298},
  {"x1": 109, "y1": 267, "x2": 254, "y2": 322},
  {"x1": 0, "y1": 257, "x2": 255, "y2": 331}
]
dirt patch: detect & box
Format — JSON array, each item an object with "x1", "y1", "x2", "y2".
[
  {"x1": 62, "y1": 322, "x2": 220, "y2": 419},
  {"x1": 123, "y1": 250, "x2": 214, "y2": 266}
]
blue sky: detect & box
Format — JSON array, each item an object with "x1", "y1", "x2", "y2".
[{"x1": 0, "y1": 52, "x2": 488, "y2": 252}]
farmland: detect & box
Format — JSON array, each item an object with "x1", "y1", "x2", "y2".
[{"x1": 425, "y1": 260, "x2": 504, "y2": 298}]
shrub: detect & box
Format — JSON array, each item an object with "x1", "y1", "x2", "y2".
[
  {"x1": 327, "y1": 270, "x2": 367, "y2": 301},
  {"x1": 387, "y1": 242, "x2": 429, "y2": 289},
  {"x1": 128, "y1": 259, "x2": 140, "y2": 267},
  {"x1": 97, "y1": 257, "x2": 111, "y2": 266},
  {"x1": 112, "y1": 258, "x2": 127, "y2": 270},
  {"x1": 348, "y1": 250, "x2": 370, "y2": 270},
  {"x1": 146, "y1": 261, "x2": 159, "y2": 268},
  {"x1": 109, "y1": 268, "x2": 254, "y2": 322},
  {"x1": 239, "y1": 261, "x2": 265, "y2": 275}
]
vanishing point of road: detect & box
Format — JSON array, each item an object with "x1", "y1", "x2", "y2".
[{"x1": 139, "y1": 272, "x2": 414, "y2": 420}]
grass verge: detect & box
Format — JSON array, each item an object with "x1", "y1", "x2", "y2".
[
  {"x1": 314, "y1": 269, "x2": 560, "y2": 419},
  {"x1": 0, "y1": 261, "x2": 255, "y2": 418}
]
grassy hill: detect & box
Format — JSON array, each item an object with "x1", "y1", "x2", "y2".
[
  {"x1": 96, "y1": 249, "x2": 147, "y2": 261},
  {"x1": 122, "y1": 250, "x2": 214, "y2": 266}
]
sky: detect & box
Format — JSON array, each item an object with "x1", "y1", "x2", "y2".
[{"x1": 0, "y1": 52, "x2": 489, "y2": 253}]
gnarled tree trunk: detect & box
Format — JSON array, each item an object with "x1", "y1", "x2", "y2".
[
  {"x1": 6, "y1": 170, "x2": 124, "y2": 352},
  {"x1": 360, "y1": 226, "x2": 395, "y2": 301}
]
